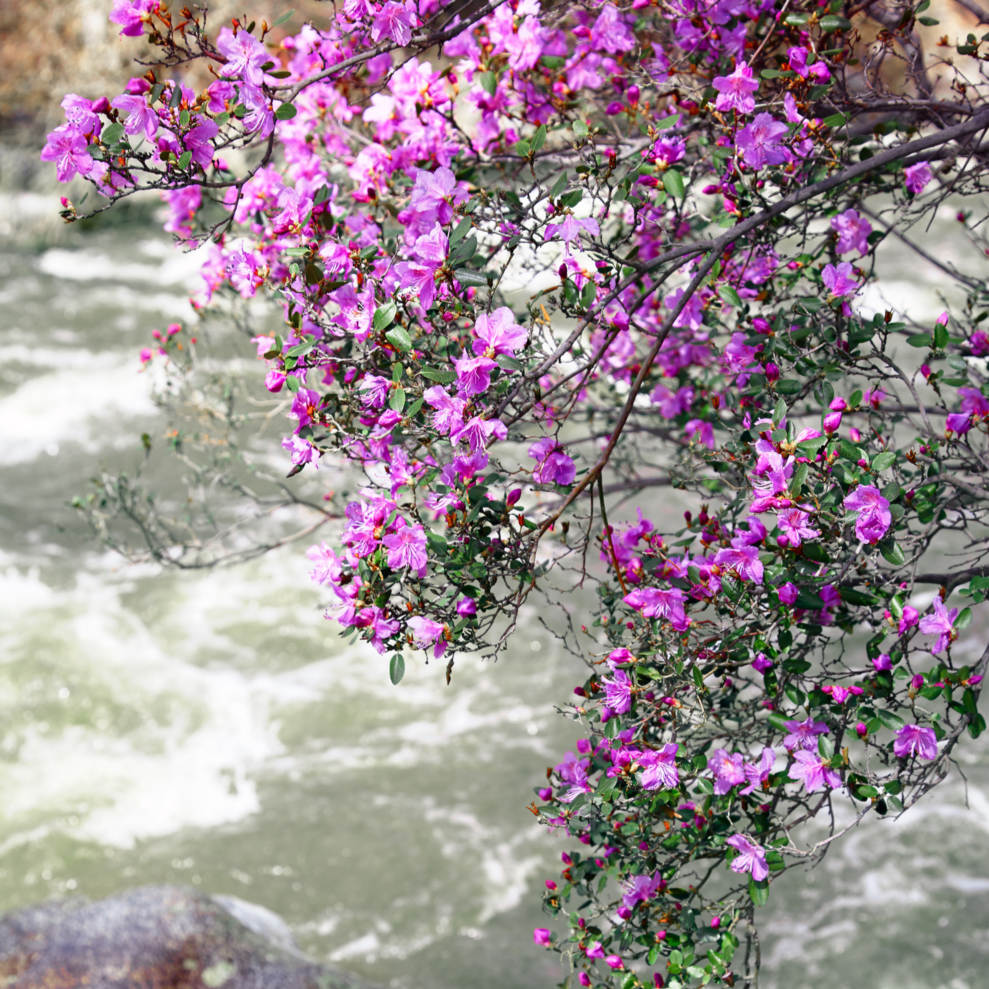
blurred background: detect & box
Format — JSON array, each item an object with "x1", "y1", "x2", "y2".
[{"x1": 2, "y1": 3, "x2": 989, "y2": 988}]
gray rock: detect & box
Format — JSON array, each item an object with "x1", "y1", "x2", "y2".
[{"x1": 0, "y1": 884, "x2": 382, "y2": 989}]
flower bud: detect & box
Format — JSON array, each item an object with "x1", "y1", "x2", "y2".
[
  {"x1": 765, "y1": 362, "x2": 780, "y2": 383},
  {"x1": 823, "y1": 410, "x2": 842, "y2": 433}
]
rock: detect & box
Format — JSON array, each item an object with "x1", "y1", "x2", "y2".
[{"x1": 0, "y1": 884, "x2": 382, "y2": 989}]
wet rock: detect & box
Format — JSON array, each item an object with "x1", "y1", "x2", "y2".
[{"x1": 0, "y1": 884, "x2": 381, "y2": 989}]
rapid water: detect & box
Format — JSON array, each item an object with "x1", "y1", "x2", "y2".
[{"x1": 0, "y1": 203, "x2": 987, "y2": 989}]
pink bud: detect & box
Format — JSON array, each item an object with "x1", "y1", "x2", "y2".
[
  {"x1": 92, "y1": 96, "x2": 111, "y2": 114},
  {"x1": 921, "y1": 364, "x2": 931, "y2": 379},
  {"x1": 936, "y1": 311, "x2": 949, "y2": 325},
  {"x1": 578, "y1": 974, "x2": 591, "y2": 987},
  {"x1": 823, "y1": 411, "x2": 842, "y2": 433},
  {"x1": 545, "y1": 880, "x2": 557, "y2": 890},
  {"x1": 265, "y1": 370, "x2": 286, "y2": 392},
  {"x1": 765, "y1": 362, "x2": 780, "y2": 383},
  {"x1": 849, "y1": 427, "x2": 862, "y2": 442},
  {"x1": 616, "y1": 906, "x2": 632, "y2": 920},
  {"x1": 626, "y1": 85, "x2": 640, "y2": 103},
  {"x1": 538, "y1": 787, "x2": 552, "y2": 800},
  {"x1": 856, "y1": 722, "x2": 868, "y2": 738},
  {"x1": 139, "y1": 348, "x2": 153, "y2": 363},
  {"x1": 829, "y1": 396, "x2": 847, "y2": 411}
]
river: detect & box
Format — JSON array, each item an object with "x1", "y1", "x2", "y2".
[{"x1": 0, "y1": 202, "x2": 986, "y2": 989}]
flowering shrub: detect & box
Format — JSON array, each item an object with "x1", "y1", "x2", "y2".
[{"x1": 47, "y1": 0, "x2": 989, "y2": 985}]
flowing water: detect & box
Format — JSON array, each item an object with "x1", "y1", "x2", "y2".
[{"x1": 1, "y1": 201, "x2": 987, "y2": 989}]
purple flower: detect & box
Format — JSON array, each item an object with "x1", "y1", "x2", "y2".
[
  {"x1": 899, "y1": 604, "x2": 920, "y2": 634},
  {"x1": 454, "y1": 354, "x2": 498, "y2": 398},
  {"x1": 777, "y1": 582, "x2": 798, "y2": 606},
  {"x1": 352, "y1": 605, "x2": 399, "y2": 653},
  {"x1": 450, "y1": 415, "x2": 508, "y2": 452},
  {"x1": 456, "y1": 597, "x2": 477, "y2": 617},
  {"x1": 946, "y1": 412, "x2": 973, "y2": 436},
  {"x1": 843, "y1": 484, "x2": 892, "y2": 544},
  {"x1": 918, "y1": 596, "x2": 959, "y2": 653},
  {"x1": 371, "y1": 0, "x2": 418, "y2": 46},
  {"x1": 110, "y1": 93, "x2": 158, "y2": 139},
  {"x1": 712, "y1": 61, "x2": 759, "y2": 114},
  {"x1": 40, "y1": 125, "x2": 95, "y2": 183},
  {"x1": 473, "y1": 307, "x2": 528, "y2": 357},
  {"x1": 585, "y1": 941, "x2": 605, "y2": 960},
  {"x1": 959, "y1": 387, "x2": 989, "y2": 418},
  {"x1": 382, "y1": 521, "x2": 428, "y2": 577},
  {"x1": 822, "y1": 410, "x2": 842, "y2": 434},
  {"x1": 713, "y1": 545, "x2": 764, "y2": 584},
  {"x1": 790, "y1": 750, "x2": 841, "y2": 793},
  {"x1": 109, "y1": 0, "x2": 159, "y2": 37},
  {"x1": 288, "y1": 388, "x2": 323, "y2": 431},
  {"x1": 358, "y1": 374, "x2": 392, "y2": 409},
  {"x1": 894, "y1": 724, "x2": 938, "y2": 760},
  {"x1": 621, "y1": 872, "x2": 664, "y2": 908},
  {"x1": 787, "y1": 45, "x2": 830, "y2": 81},
  {"x1": 782, "y1": 717, "x2": 829, "y2": 753},
  {"x1": 545, "y1": 214, "x2": 600, "y2": 255},
  {"x1": 605, "y1": 956, "x2": 623, "y2": 971},
  {"x1": 776, "y1": 507, "x2": 820, "y2": 548},
  {"x1": 904, "y1": 162, "x2": 932, "y2": 195},
  {"x1": 408, "y1": 616, "x2": 447, "y2": 658},
  {"x1": 822, "y1": 262, "x2": 858, "y2": 298},
  {"x1": 735, "y1": 113, "x2": 789, "y2": 169},
  {"x1": 685, "y1": 419, "x2": 715, "y2": 449},
  {"x1": 637, "y1": 743, "x2": 679, "y2": 790},
  {"x1": 740, "y1": 747, "x2": 776, "y2": 795},
  {"x1": 217, "y1": 25, "x2": 268, "y2": 86},
  {"x1": 726, "y1": 834, "x2": 768, "y2": 881},
  {"x1": 872, "y1": 652, "x2": 892, "y2": 672},
  {"x1": 529, "y1": 436, "x2": 576, "y2": 485},
  {"x1": 533, "y1": 928, "x2": 552, "y2": 947},
  {"x1": 831, "y1": 209, "x2": 873, "y2": 256},
  {"x1": 709, "y1": 748, "x2": 746, "y2": 794},
  {"x1": 752, "y1": 652, "x2": 773, "y2": 674},
  {"x1": 623, "y1": 587, "x2": 690, "y2": 631},
  {"x1": 282, "y1": 435, "x2": 317, "y2": 467},
  {"x1": 602, "y1": 669, "x2": 633, "y2": 714},
  {"x1": 423, "y1": 386, "x2": 466, "y2": 435}
]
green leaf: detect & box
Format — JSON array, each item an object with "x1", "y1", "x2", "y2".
[
  {"x1": 541, "y1": 55, "x2": 566, "y2": 69},
  {"x1": 572, "y1": 120, "x2": 589, "y2": 138},
  {"x1": 580, "y1": 281, "x2": 597, "y2": 308},
  {"x1": 271, "y1": 8, "x2": 295, "y2": 27},
  {"x1": 177, "y1": 151, "x2": 193, "y2": 170},
  {"x1": 389, "y1": 653, "x2": 405, "y2": 685},
  {"x1": 449, "y1": 216, "x2": 472, "y2": 245},
  {"x1": 389, "y1": 387, "x2": 406, "y2": 413},
  {"x1": 934, "y1": 321, "x2": 949, "y2": 351},
  {"x1": 749, "y1": 877, "x2": 770, "y2": 906},
  {"x1": 421, "y1": 367, "x2": 457, "y2": 384},
  {"x1": 559, "y1": 189, "x2": 583, "y2": 208},
  {"x1": 871, "y1": 451, "x2": 896, "y2": 472},
  {"x1": 819, "y1": 14, "x2": 852, "y2": 30},
  {"x1": 531, "y1": 124, "x2": 547, "y2": 152},
  {"x1": 956, "y1": 606, "x2": 973, "y2": 630},
  {"x1": 906, "y1": 332, "x2": 932, "y2": 348},
  {"x1": 767, "y1": 713, "x2": 790, "y2": 732},
  {"x1": 285, "y1": 374, "x2": 301, "y2": 393},
  {"x1": 101, "y1": 122, "x2": 125, "y2": 146},
  {"x1": 664, "y1": 170, "x2": 686, "y2": 198},
  {"x1": 514, "y1": 140, "x2": 531, "y2": 157},
  {"x1": 479, "y1": 72, "x2": 497, "y2": 96},
  {"x1": 550, "y1": 173, "x2": 568, "y2": 199},
  {"x1": 385, "y1": 326, "x2": 413, "y2": 352},
  {"x1": 918, "y1": 15, "x2": 940, "y2": 24},
  {"x1": 454, "y1": 268, "x2": 489, "y2": 287},
  {"x1": 840, "y1": 587, "x2": 882, "y2": 606},
  {"x1": 274, "y1": 102, "x2": 297, "y2": 120},
  {"x1": 597, "y1": 775, "x2": 618, "y2": 800},
  {"x1": 878, "y1": 709, "x2": 905, "y2": 731},
  {"x1": 822, "y1": 112, "x2": 847, "y2": 128},
  {"x1": 818, "y1": 734, "x2": 835, "y2": 760},
  {"x1": 720, "y1": 285, "x2": 743, "y2": 308},
  {"x1": 373, "y1": 302, "x2": 397, "y2": 333},
  {"x1": 880, "y1": 541, "x2": 906, "y2": 566},
  {"x1": 496, "y1": 354, "x2": 523, "y2": 372}
]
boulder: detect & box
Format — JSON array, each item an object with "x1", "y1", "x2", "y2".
[{"x1": 0, "y1": 884, "x2": 381, "y2": 989}]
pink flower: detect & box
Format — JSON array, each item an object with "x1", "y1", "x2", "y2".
[
  {"x1": 831, "y1": 209, "x2": 872, "y2": 256},
  {"x1": 109, "y1": 0, "x2": 159, "y2": 37},
  {"x1": 713, "y1": 545, "x2": 764, "y2": 584},
  {"x1": 456, "y1": 597, "x2": 477, "y2": 617},
  {"x1": 899, "y1": 604, "x2": 920, "y2": 634},
  {"x1": 726, "y1": 834, "x2": 768, "y2": 881},
  {"x1": 586, "y1": 941, "x2": 605, "y2": 959},
  {"x1": 217, "y1": 25, "x2": 268, "y2": 86},
  {"x1": 822, "y1": 262, "x2": 858, "y2": 298},
  {"x1": 740, "y1": 747, "x2": 776, "y2": 795},
  {"x1": 454, "y1": 354, "x2": 498, "y2": 397},
  {"x1": 777, "y1": 582, "x2": 798, "y2": 605},
  {"x1": 685, "y1": 419, "x2": 715, "y2": 449},
  {"x1": 918, "y1": 596, "x2": 959, "y2": 653},
  {"x1": 602, "y1": 669, "x2": 633, "y2": 714},
  {"x1": 776, "y1": 507, "x2": 819, "y2": 547},
  {"x1": 959, "y1": 387, "x2": 989, "y2": 418},
  {"x1": 533, "y1": 928, "x2": 552, "y2": 947},
  {"x1": 872, "y1": 652, "x2": 892, "y2": 672},
  {"x1": 947, "y1": 412, "x2": 973, "y2": 436},
  {"x1": 382, "y1": 521, "x2": 428, "y2": 576},
  {"x1": 735, "y1": 113, "x2": 789, "y2": 169},
  {"x1": 822, "y1": 684, "x2": 863, "y2": 704},
  {"x1": 473, "y1": 307, "x2": 527, "y2": 357},
  {"x1": 622, "y1": 872, "x2": 664, "y2": 908},
  {"x1": 545, "y1": 213, "x2": 600, "y2": 255},
  {"x1": 904, "y1": 162, "x2": 932, "y2": 195},
  {"x1": 605, "y1": 956, "x2": 624, "y2": 970},
  {"x1": 623, "y1": 587, "x2": 690, "y2": 631},
  {"x1": 894, "y1": 724, "x2": 938, "y2": 760},
  {"x1": 782, "y1": 717, "x2": 829, "y2": 752},
  {"x1": 40, "y1": 125, "x2": 95, "y2": 183},
  {"x1": 408, "y1": 616, "x2": 447, "y2": 658},
  {"x1": 709, "y1": 748, "x2": 746, "y2": 794},
  {"x1": 110, "y1": 93, "x2": 158, "y2": 139},
  {"x1": 637, "y1": 743, "x2": 680, "y2": 790},
  {"x1": 752, "y1": 652, "x2": 773, "y2": 673},
  {"x1": 843, "y1": 484, "x2": 892, "y2": 544},
  {"x1": 528, "y1": 436, "x2": 576, "y2": 485},
  {"x1": 712, "y1": 61, "x2": 759, "y2": 114},
  {"x1": 371, "y1": 1, "x2": 418, "y2": 46},
  {"x1": 791, "y1": 750, "x2": 841, "y2": 793},
  {"x1": 450, "y1": 415, "x2": 508, "y2": 452}
]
